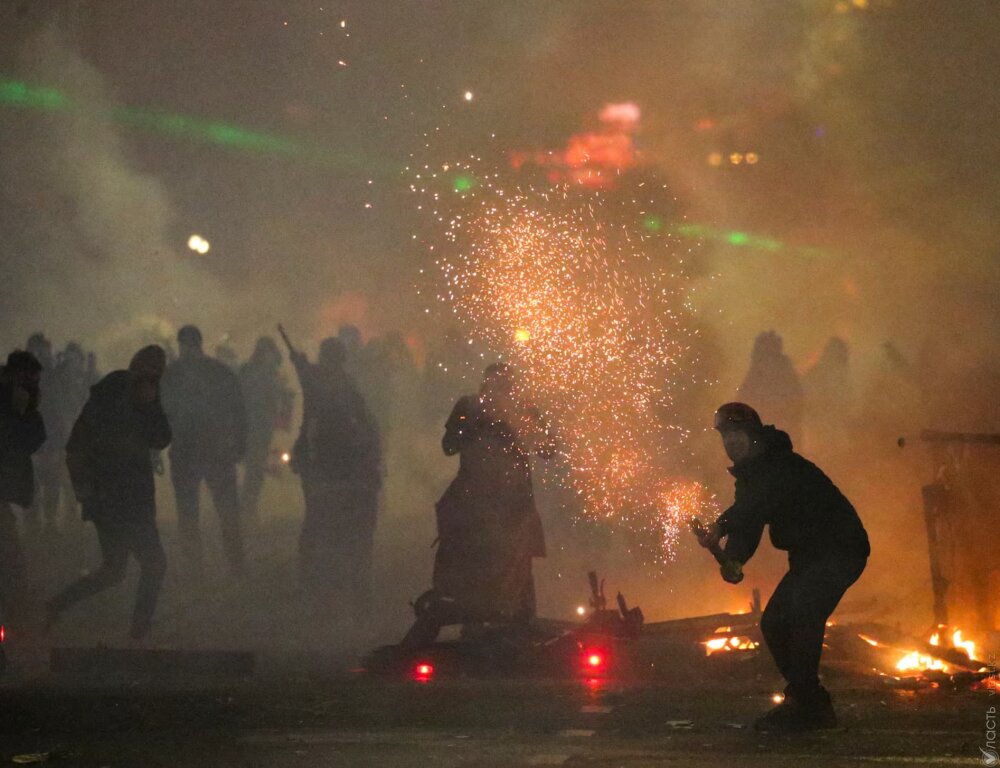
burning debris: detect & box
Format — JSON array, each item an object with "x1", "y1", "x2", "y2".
[
  {"x1": 703, "y1": 630, "x2": 759, "y2": 656},
  {"x1": 847, "y1": 624, "x2": 995, "y2": 690},
  {"x1": 642, "y1": 589, "x2": 764, "y2": 666},
  {"x1": 638, "y1": 587, "x2": 996, "y2": 692}
]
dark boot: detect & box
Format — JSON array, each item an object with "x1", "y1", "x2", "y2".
[
  {"x1": 796, "y1": 687, "x2": 837, "y2": 730},
  {"x1": 753, "y1": 695, "x2": 796, "y2": 732},
  {"x1": 755, "y1": 686, "x2": 836, "y2": 733}
]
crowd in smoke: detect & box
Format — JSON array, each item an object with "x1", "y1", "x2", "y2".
[
  {"x1": 0, "y1": 320, "x2": 478, "y2": 648},
  {"x1": 2, "y1": 306, "x2": 997, "y2": 655}
]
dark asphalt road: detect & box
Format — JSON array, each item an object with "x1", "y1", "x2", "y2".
[
  {"x1": 1, "y1": 672, "x2": 991, "y2": 767},
  {"x1": 4, "y1": 511, "x2": 994, "y2": 766}
]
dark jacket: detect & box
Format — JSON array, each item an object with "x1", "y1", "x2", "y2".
[
  {"x1": 291, "y1": 359, "x2": 380, "y2": 488},
  {"x1": 66, "y1": 371, "x2": 172, "y2": 523},
  {"x1": 0, "y1": 379, "x2": 47, "y2": 507},
  {"x1": 435, "y1": 395, "x2": 548, "y2": 558},
  {"x1": 161, "y1": 354, "x2": 246, "y2": 465},
  {"x1": 716, "y1": 426, "x2": 869, "y2": 568}
]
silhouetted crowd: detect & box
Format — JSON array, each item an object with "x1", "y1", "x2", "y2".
[
  {"x1": 0, "y1": 320, "x2": 485, "y2": 640},
  {"x1": 0, "y1": 324, "x2": 874, "y2": 648}
]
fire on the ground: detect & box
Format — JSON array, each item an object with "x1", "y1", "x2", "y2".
[
  {"x1": 858, "y1": 625, "x2": 996, "y2": 689},
  {"x1": 700, "y1": 619, "x2": 995, "y2": 690}
]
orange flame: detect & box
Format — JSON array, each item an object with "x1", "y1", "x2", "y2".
[{"x1": 703, "y1": 634, "x2": 759, "y2": 656}]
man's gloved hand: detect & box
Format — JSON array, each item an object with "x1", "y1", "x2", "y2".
[
  {"x1": 695, "y1": 521, "x2": 722, "y2": 549},
  {"x1": 720, "y1": 559, "x2": 744, "y2": 584}
]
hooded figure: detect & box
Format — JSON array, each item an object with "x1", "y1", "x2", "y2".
[
  {"x1": 0, "y1": 351, "x2": 46, "y2": 508},
  {"x1": 697, "y1": 402, "x2": 868, "y2": 733},
  {"x1": 412, "y1": 363, "x2": 553, "y2": 646},
  {"x1": 0, "y1": 350, "x2": 46, "y2": 622},
  {"x1": 290, "y1": 336, "x2": 381, "y2": 613},
  {"x1": 47, "y1": 346, "x2": 172, "y2": 640}
]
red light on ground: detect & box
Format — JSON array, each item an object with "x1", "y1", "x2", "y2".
[
  {"x1": 0, "y1": 625, "x2": 4, "y2": 642},
  {"x1": 414, "y1": 662, "x2": 434, "y2": 679},
  {"x1": 582, "y1": 649, "x2": 607, "y2": 673}
]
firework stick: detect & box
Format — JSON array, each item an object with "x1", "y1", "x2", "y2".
[
  {"x1": 689, "y1": 518, "x2": 744, "y2": 584},
  {"x1": 277, "y1": 324, "x2": 296, "y2": 357}
]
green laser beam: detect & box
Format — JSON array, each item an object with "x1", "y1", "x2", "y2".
[
  {"x1": 672, "y1": 222, "x2": 820, "y2": 257},
  {"x1": 447, "y1": 170, "x2": 826, "y2": 258},
  {"x1": 0, "y1": 77, "x2": 390, "y2": 172},
  {"x1": 642, "y1": 214, "x2": 663, "y2": 232},
  {"x1": 453, "y1": 174, "x2": 475, "y2": 193}
]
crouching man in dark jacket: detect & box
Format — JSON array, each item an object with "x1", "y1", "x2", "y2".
[
  {"x1": 46, "y1": 346, "x2": 172, "y2": 640},
  {"x1": 697, "y1": 402, "x2": 869, "y2": 732}
]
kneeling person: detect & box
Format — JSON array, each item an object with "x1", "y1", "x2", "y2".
[
  {"x1": 47, "y1": 346, "x2": 172, "y2": 640},
  {"x1": 697, "y1": 402, "x2": 869, "y2": 732},
  {"x1": 402, "y1": 364, "x2": 553, "y2": 649}
]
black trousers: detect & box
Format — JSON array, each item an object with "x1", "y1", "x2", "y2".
[
  {"x1": 170, "y1": 455, "x2": 244, "y2": 574},
  {"x1": 759, "y1": 553, "x2": 866, "y2": 701},
  {"x1": 299, "y1": 475, "x2": 377, "y2": 613},
  {"x1": 48, "y1": 519, "x2": 167, "y2": 638}
]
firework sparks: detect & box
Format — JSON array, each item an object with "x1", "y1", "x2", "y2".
[{"x1": 420, "y1": 160, "x2": 715, "y2": 559}]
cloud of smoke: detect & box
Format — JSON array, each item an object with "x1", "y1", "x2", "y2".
[{"x1": 1, "y1": 23, "x2": 229, "y2": 367}]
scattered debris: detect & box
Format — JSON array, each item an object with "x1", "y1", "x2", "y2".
[{"x1": 11, "y1": 754, "x2": 49, "y2": 765}]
